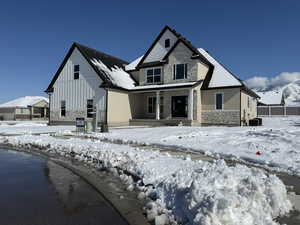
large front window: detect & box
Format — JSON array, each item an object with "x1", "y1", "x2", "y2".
[
  {"x1": 147, "y1": 68, "x2": 161, "y2": 84},
  {"x1": 173, "y1": 64, "x2": 187, "y2": 80}
]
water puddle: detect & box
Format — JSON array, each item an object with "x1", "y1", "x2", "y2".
[{"x1": 0, "y1": 148, "x2": 128, "y2": 225}]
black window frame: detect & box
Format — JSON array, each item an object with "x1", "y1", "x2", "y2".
[
  {"x1": 74, "y1": 65, "x2": 80, "y2": 80},
  {"x1": 165, "y1": 39, "x2": 170, "y2": 48},
  {"x1": 60, "y1": 100, "x2": 66, "y2": 117},
  {"x1": 87, "y1": 99, "x2": 93, "y2": 118},
  {"x1": 215, "y1": 93, "x2": 223, "y2": 110},
  {"x1": 146, "y1": 68, "x2": 162, "y2": 84},
  {"x1": 173, "y1": 64, "x2": 187, "y2": 80}
]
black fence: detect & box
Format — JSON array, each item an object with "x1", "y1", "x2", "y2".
[{"x1": 258, "y1": 106, "x2": 300, "y2": 116}]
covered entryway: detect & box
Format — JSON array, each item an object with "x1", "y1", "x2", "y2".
[{"x1": 171, "y1": 96, "x2": 188, "y2": 118}]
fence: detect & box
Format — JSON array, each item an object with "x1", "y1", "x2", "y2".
[{"x1": 257, "y1": 106, "x2": 300, "y2": 116}]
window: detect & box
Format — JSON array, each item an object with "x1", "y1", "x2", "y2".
[
  {"x1": 215, "y1": 93, "x2": 223, "y2": 110},
  {"x1": 74, "y1": 65, "x2": 80, "y2": 80},
  {"x1": 87, "y1": 99, "x2": 93, "y2": 118},
  {"x1": 148, "y1": 96, "x2": 164, "y2": 114},
  {"x1": 146, "y1": 68, "x2": 161, "y2": 84},
  {"x1": 247, "y1": 97, "x2": 250, "y2": 108},
  {"x1": 173, "y1": 64, "x2": 187, "y2": 80},
  {"x1": 165, "y1": 39, "x2": 170, "y2": 48},
  {"x1": 60, "y1": 100, "x2": 66, "y2": 117}
]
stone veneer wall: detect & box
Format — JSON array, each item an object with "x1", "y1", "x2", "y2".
[{"x1": 201, "y1": 110, "x2": 240, "y2": 125}]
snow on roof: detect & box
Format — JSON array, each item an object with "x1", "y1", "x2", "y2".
[
  {"x1": 125, "y1": 55, "x2": 143, "y2": 71},
  {"x1": 257, "y1": 90, "x2": 283, "y2": 105},
  {"x1": 131, "y1": 82, "x2": 198, "y2": 91},
  {"x1": 91, "y1": 58, "x2": 136, "y2": 90},
  {"x1": 197, "y1": 48, "x2": 242, "y2": 88},
  {"x1": 0, "y1": 96, "x2": 49, "y2": 108}
]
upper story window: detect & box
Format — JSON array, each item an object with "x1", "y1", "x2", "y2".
[
  {"x1": 87, "y1": 99, "x2": 93, "y2": 118},
  {"x1": 165, "y1": 39, "x2": 170, "y2": 48},
  {"x1": 60, "y1": 100, "x2": 66, "y2": 117},
  {"x1": 146, "y1": 68, "x2": 161, "y2": 84},
  {"x1": 173, "y1": 64, "x2": 187, "y2": 80},
  {"x1": 215, "y1": 93, "x2": 224, "y2": 110},
  {"x1": 74, "y1": 65, "x2": 80, "y2": 80}
]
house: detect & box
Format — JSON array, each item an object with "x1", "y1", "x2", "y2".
[
  {"x1": 0, "y1": 96, "x2": 49, "y2": 121},
  {"x1": 257, "y1": 90, "x2": 285, "y2": 106},
  {"x1": 45, "y1": 26, "x2": 259, "y2": 126}
]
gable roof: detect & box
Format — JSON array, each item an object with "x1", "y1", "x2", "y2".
[
  {"x1": 136, "y1": 26, "x2": 181, "y2": 69},
  {"x1": 0, "y1": 96, "x2": 49, "y2": 108},
  {"x1": 45, "y1": 42, "x2": 136, "y2": 92}
]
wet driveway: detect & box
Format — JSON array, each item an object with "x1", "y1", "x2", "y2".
[{"x1": 0, "y1": 148, "x2": 128, "y2": 225}]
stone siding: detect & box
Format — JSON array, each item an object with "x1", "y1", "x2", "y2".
[{"x1": 201, "y1": 110, "x2": 240, "y2": 125}]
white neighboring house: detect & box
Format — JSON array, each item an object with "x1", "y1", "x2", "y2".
[
  {"x1": 0, "y1": 96, "x2": 49, "y2": 121},
  {"x1": 257, "y1": 90, "x2": 285, "y2": 106}
]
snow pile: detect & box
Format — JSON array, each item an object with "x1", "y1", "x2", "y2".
[
  {"x1": 197, "y1": 48, "x2": 242, "y2": 88},
  {"x1": 91, "y1": 58, "x2": 136, "y2": 89},
  {"x1": 0, "y1": 96, "x2": 48, "y2": 108},
  {"x1": 0, "y1": 135, "x2": 292, "y2": 225}
]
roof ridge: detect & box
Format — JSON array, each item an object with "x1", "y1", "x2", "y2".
[{"x1": 74, "y1": 42, "x2": 129, "y2": 65}]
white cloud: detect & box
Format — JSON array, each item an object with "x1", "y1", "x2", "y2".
[{"x1": 245, "y1": 72, "x2": 300, "y2": 91}]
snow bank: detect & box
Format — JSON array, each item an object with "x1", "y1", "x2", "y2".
[{"x1": 0, "y1": 135, "x2": 292, "y2": 225}]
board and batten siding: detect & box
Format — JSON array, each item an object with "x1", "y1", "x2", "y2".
[{"x1": 50, "y1": 47, "x2": 106, "y2": 124}]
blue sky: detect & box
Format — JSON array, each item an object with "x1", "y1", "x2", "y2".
[{"x1": 0, "y1": 0, "x2": 299, "y2": 103}]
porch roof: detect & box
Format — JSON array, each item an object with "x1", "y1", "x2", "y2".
[{"x1": 129, "y1": 80, "x2": 202, "y2": 93}]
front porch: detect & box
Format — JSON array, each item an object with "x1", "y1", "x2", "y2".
[
  {"x1": 129, "y1": 118, "x2": 194, "y2": 126},
  {"x1": 129, "y1": 85, "x2": 199, "y2": 126}
]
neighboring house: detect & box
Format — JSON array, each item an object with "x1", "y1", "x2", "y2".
[
  {"x1": 0, "y1": 96, "x2": 49, "y2": 121},
  {"x1": 45, "y1": 26, "x2": 259, "y2": 126},
  {"x1": 257, "y1": 90, "x2": 285, "y2": 106}
]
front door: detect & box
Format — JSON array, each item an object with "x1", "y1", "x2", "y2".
[{"x1": 172, "y1": 96, "x2": 188, "y2": 118}]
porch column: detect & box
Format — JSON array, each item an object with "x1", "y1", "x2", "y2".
[
  {"x1": 188, "y1": 88, "x2": 193, "y2": 120},
  {"x1": 156, "y1": 91, "x2": 160, "y2": 120}
]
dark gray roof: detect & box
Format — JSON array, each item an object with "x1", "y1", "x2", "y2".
[{"x1": 45, "y1": 42, "x2": 134, "y2": 92}]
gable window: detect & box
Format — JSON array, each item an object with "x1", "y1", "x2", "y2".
[
  {"x1": 247, "y1": 96, "x2": 250, "y2": 108},
  {"x1": 148, "y1": 96, "x2": 164, "y2": 114},
  {"x1": 165, "y1": 39, "x2": 170, "y2": 48},
  {"x1": 74, "y1": 65, "x2": 80, "y2": 80},
  {"x1": 60, "y1": 100, "x2": 66, "y2": 117},
  {"x1": 215, "y1": 93, "x2": 223, "y2": 110},
  {"x1": 147, "y1": 68, "x2": 161, "y2": 84},
  {"x1": 87, "y1": 99, "x2": 93, "y2": 118},
  {"x1": 173, "y1": 64, "x2": 187, "y2": 80}
]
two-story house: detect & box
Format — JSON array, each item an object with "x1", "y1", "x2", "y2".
[{"x1": 45, "y1": 26, "x2": 259, "y2": 126}]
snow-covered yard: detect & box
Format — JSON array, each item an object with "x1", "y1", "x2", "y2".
[
  {"x1": 0, "y1": 117, "x2": 299, "y2": 225},
  {"x1": 0, "y1": 134, "x2": 292, "y2": 225},
  {"x1": 82, "y1": 117, "x2": 300, "y2": 176}
]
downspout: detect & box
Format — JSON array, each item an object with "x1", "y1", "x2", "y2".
[
  {"x1": 240, "y1": 89, "x2": 242, "y2": 126},
  {"x1": 47, "y1": 92, "x2": 51, "y2": 125}
]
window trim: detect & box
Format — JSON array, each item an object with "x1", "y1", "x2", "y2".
[
  {"x1": 60, "y1": 100, "x2": 66, "y2": 117},
  {"x1": 146, "y1": 67, "x2": 162, "y2": 84},
  {"x1": 74, "y1": 64, "x2": 80, "y2": 80},
  {"x1": 173, "y1": 64, "x2": 188, "y2": 80},
  {"x1": 215, "y1": 92, "x2": 224, "y2": 111}
]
